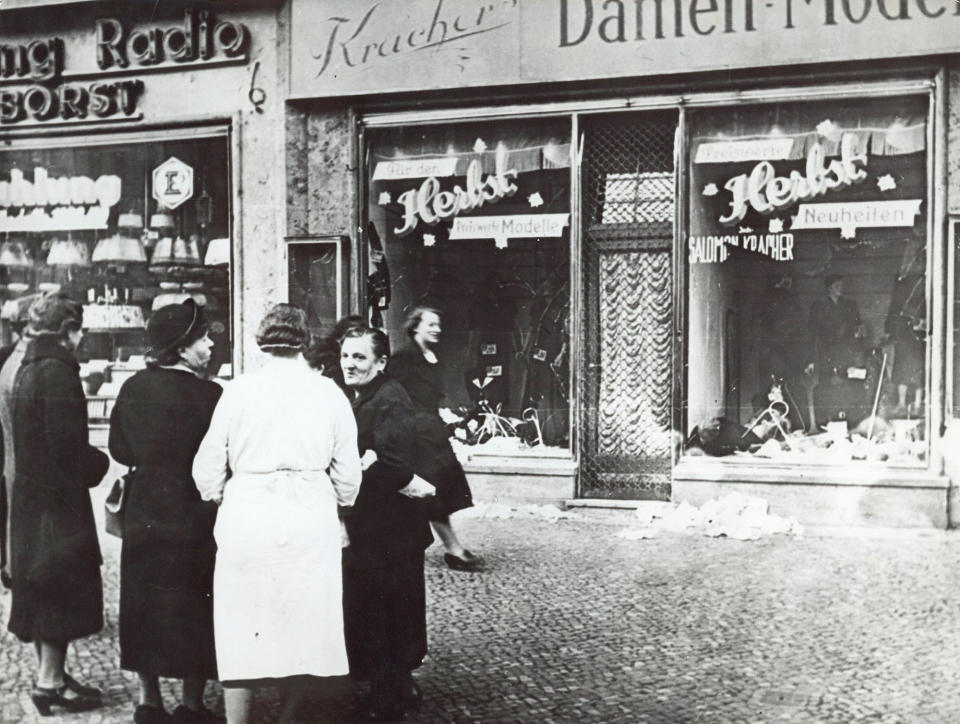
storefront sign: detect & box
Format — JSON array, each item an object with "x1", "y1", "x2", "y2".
[
  {"x1": 718, "y1": 134, "x2": 868, "y2": 226},
  {"x1": 450, "y1": 213, "x2": 570, "y2": 249},
  {"x1": 373, "y1": 158, "x2": 459, "y2": 181},
  {"x1": 394, "y1": 144, "x2": 518, "y2": 236},
  {"x1": 791, "y1": 199, "x2": 923, "y2": 235},
  {"x1": 0, "y1": 9, "x2": 250, "y2": 127},
  {"x1": 152, "y1": 157, "x2": 194, "y2": 210},
  {"x1": 95, "y1": 10, "x2": 250, "y2": 70},
  {"x1": 290, "y1": 0, "x2": 960, "y2": 97},
  {"x1": 688, "y1": 232, "x2": 794, "y2": 264},
  {"x1": 0, "y1": 166, "x2": 121, "y2": 232}
]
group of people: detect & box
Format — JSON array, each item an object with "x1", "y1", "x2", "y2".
[{"x1": 0, "y1": 290, "x2": 483, "y2": 724}]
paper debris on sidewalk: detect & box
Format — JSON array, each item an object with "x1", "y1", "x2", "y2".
[{"x1": 618, "y1": 492, "x2": 803, "y2": 541}]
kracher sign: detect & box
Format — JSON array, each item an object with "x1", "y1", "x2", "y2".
[{"x1": 290, "y1": 0, "x2": 960, "y2": 98}]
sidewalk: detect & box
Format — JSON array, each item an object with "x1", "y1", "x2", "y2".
[{"x1": 2, "y1": 496, "x2": 960, "y2": 723}]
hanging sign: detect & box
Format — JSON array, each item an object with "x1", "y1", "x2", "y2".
[
  {"x1": 152, "y1": 156, "x2": 194, "y2": 210},
  {"x1": 791, "y1": 199, "x2": 923, "y2": 236}
]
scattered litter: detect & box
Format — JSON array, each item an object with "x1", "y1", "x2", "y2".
[
  {"x1": 618, "y1": 492, "x2": 803, "y2": 541},
  {"x1": 459, "y1": 502, "x2": 580, "y2": 522}
]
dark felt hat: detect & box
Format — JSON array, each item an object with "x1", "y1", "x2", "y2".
[
  {"x1": 28, "y1": 292, "x2": 83, "y2": 334},
  {"x1": 256, "y1": 303, "x2": 309, "y2": 351},
  {"x1": 147, "y1": 299, "x2": 204, "y2": 356}
]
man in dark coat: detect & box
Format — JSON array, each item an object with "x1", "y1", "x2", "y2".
[{"x1": 8, "y1": 293, "x2": 109, "y2": 715}]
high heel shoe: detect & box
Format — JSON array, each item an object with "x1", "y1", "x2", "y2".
[
  {"x1": 31, "y1": 685, "x2": 102, "y2": 716},
  {"x1": 63, "y1": 672, "x2": 102, "y2": 698}
]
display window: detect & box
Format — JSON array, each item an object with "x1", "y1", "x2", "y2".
[
  {"x1": 366, "y1": 119, "x2": 572, "y2": 457},
  {"x1": 0, "y1": 133, "x2": 232, "y2": 421},
  {"x1": 684, "y1": 96, "x2": 929, "y2": 467}
]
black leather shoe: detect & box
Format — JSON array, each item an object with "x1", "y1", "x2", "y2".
[
  {"x1": 63, "y1": 672, "x2": 102, "y2": 698},
  {"x1": 135, "y1": 704, "x2": 172, "y2": 724},
  {"x1": 444, "y1": 550, "x2": 485, "y2": 571},
  {"x1": 31, "y1": 685, "x2": 102, "y2": 716},
  {"x1": 0, "y1": 570, "x2": 11, "y2": 589}
]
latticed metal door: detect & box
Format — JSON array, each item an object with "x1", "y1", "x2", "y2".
[{"x1": 579, "y1": 112, "x2": 677, "y2": 500}]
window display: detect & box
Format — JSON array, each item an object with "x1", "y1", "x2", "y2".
[
  {"x1": 685, "y1": 97, "x2": 929, "y2": 466},
  {"x1": 366, "y1": 119, "x2": 572, "y2": 456},
  {"x1": 0, "y1": 134, "x2": 232, "y2": 422}
]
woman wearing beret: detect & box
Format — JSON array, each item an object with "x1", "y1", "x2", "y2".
[
  {"x1": 8, "y1": 292, "x2": 110, "y2": 716},
  {"x1": 108, "y1": 299, "x2": 224, "y2": 724},
  {"x1": 341, "y1": 326, "x2": 434, "y2": 722},
  {"x1": 193, "y1": 304, "x2": 362, "y2": 724}
]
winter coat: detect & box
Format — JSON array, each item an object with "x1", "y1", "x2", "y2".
[
  {"x1": 7, "y1": 336, "x2": 109, "y2": 642},
  {"x1": 388, "y1": 347, "x2": 473, "y2": 515},
  {"x1": 345, "y1": 373, "x2": 433, "y2": 567}
]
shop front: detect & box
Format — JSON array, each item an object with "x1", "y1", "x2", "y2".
[
  {"x1": 285, "y1": 0, "x2": 960, "y2": 525},
  {"x1": 0, "y1": 0, "x2": 285, "y2": 443}
]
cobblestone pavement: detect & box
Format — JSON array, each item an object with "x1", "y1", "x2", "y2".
[{"x1": 3, "y1": 492, "x2": 960, "y2": 723}]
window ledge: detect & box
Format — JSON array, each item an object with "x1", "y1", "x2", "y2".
[{"x1": 674, "y1": 456, "x2": 946, "y2": 489}]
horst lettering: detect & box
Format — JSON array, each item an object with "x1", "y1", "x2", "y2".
[{"x1": 0, "y1": 80, "x2": 142, "y2": 125}]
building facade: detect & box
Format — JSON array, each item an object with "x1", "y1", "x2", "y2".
[
  {"x1": 4, "y1": 0, "x2": 960, "y2": 527},
  {"x1": 283, "y1": 0, "x2": 960, "y2": 527}
]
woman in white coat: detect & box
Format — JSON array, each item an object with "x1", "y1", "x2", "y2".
[{"x1": 193, "y1": 304, "x2": 361, "y2": 724}]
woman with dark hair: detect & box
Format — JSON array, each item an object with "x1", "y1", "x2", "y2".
[
  {"x1": 8, "y1": 292, "x2": 109, "y2": 716},
  {"x1": 389, "y1": 306, "x2": 483, "y2": 571},
  {"x1": 304, "y1": 314, "x2": 364, "y2": 388},
  {"x1": 193, "y1": 303, "x2": 362, "y2": 724},
  {"x1": 341, "y1": 326, "x2": 433, "y2": 721},
  {"x1": 108, "y1": 299, "x2": 224, "y2": 724}
]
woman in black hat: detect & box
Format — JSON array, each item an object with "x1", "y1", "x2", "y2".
[{"x1": 108, "y1": 299, "x2": 224, "y2": 724}]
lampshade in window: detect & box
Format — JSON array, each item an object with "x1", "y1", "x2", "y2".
[
  {"x1": 118, "y1": 212, "x2": 144, "y2": 229},
  {"x1": 152, "y1": 236, "x2": 201, "y2": 266},
  {"x1": 47, "y1": 238, "x2": 91, "y2": 266},
  {"x1": 0, "y1": 239, "x2": 31, "y2": 268},
  {"x1": 204, "y1": 237, "x2": 230, "y2": 266},
  {"x1": 92, "y1": 233, "x2": 148, "y2": 264},
  {"x1": 150, "y1": 213, "x2": 175, "y2": 230}
]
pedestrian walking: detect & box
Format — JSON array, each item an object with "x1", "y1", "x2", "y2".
[
  {"x1": 389, "y1": 306, "x2": 484, "y2": 571},
  {"x1": 192, "y1": 303, "x2": 362, "y2": 724},
  {"x1": 108, "y1": 300, "x2": 224, "y2": 724},
  {"x1": 341, "y1": 326, "x2": 434, "y2": 722},
  {"x1": 7, "y1": 292, "x2": 109, "y2": 716}
]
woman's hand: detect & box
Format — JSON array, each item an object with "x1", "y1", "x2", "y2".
[
  {"x1": 360, "y1": 449, "x2": 378, "y2": 471},
  {"x1": 398, "y1": 474, "x2": 436, "y2": 499}
]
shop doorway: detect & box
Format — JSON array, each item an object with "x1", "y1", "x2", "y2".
[{"x1": 579, "y1": 112, "x2": 677, "y2": 499}]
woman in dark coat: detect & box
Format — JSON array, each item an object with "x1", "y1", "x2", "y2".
[
  {"x1": 341, "y1": 326, "x2": 434, "y2": 722},
  {"x1": 108, "y1": 299, "x2": 224, "y2": 724},
  {"x1": 389, "y1": 306, "x2": 483, "y2": 571},
  {"x1": 8, "y1": 293, "x2": 109, "y2": 716}
]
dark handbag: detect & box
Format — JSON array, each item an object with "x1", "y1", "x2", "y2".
[{"x1": 104, "y1": 470, "x2": 132, "y2": 538}]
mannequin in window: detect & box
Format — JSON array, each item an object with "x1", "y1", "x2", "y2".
[
  {"x1": 885, "y1": 238, "x2": 925, "y2": 418},
  {"x1": 805, "y1": 274, "x2": 869, "y2": 427}
]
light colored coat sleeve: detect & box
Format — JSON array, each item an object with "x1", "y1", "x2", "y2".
[
  {"x1": 193, "y1": 385, "x2": 233, "y2": 503},
  {"x1": 328, "y1": 388, "x2": 361, "y2": 507}
]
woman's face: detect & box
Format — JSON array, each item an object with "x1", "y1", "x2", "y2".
[
  {"x1": 180, "y1": 332, "x2": 214, "y2": 372},
  {"x1": 413, "y1": 311, "x2": 442, "y2": 349},
  {"x1": 341, "y1": 336, "x2": 386, "y2": 387}
]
